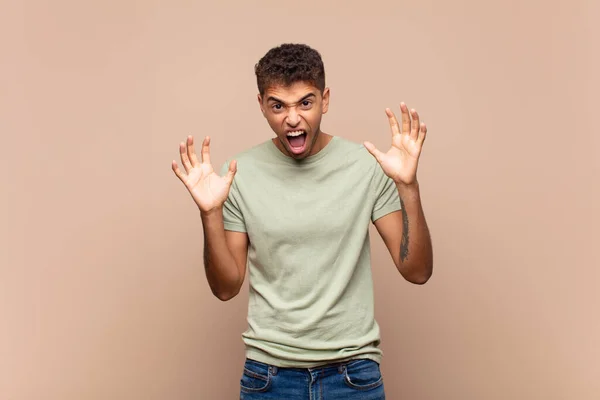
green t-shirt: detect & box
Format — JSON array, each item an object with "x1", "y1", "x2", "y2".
[{"x1": 219, "y1": 135, "x2": 401, "y2": 368}]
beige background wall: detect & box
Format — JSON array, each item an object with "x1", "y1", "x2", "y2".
[{"x1": 1, "y1": 0, "x2": 598, "y2": 399}]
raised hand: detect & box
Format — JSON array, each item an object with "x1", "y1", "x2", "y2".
[
  {"x1": 172, "y1": 135, "x2": 237, "y2": 213},
  {"x1": 364, "y1": 103, "x2": 427, "y2": 186}
]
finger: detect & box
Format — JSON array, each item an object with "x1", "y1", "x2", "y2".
[
  {"x1": 418, "y1": 122, "x2": 427, "y2": 145},
  {"x1": 363, "y1": 141, "x2": 385, "y2": 163},
  {"x1": 201, "y1": 136, "x2": 212, "y2": 165},
  {"x1": 223, "y1": 159, "x2": 237, "y2": 185},
  {"x1": 400, "y1": 102, "x2": 411, "y2": 135},
  {"x1": 179, "y1": 141, "x2": 193, "y2": 173},
  {"x1": 410, "y1": 109, "x2": 420, "y2": 140},
  {"x1": 187, "y1": 135, "x2": 200, "y2": 167},
  {"x1": 385, "y1": 108, "x2": 401, "y2": 136},
  {"x1": 171, "y1": 160, "x2": 186, "y2": 182}
]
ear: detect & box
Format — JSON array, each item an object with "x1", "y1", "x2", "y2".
[
  {"x1": 257, "y1": 94, "x2": 265, "y2": 115},
  {"x1": 321, "y1": 87, "x2": 330, "y2": 114}
]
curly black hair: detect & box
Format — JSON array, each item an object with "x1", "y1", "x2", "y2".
[{"x1": 254, "y1": 43, "x2": 326, "y2": 96}]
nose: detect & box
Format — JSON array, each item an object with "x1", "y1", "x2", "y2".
[{"x1": 286, "y1": 107, "x2": 301, "y2": 126}]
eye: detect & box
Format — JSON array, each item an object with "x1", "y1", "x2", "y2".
[
  {"x1": 272, "y1": 104, "x2": 283, "y2": 111},
  {"x1": 301, "y1": 100, "x2": 312, "y2": 108}
]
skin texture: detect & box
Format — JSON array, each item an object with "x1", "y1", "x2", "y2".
[
  {"x1": 367, "y1": 103, "x2": 434, "y2": 284},
  {"x1": 171, "y1": 83, "x2": 433, "y2": 300},
  {"x1": 172, "y1": 135, "x2": 248, "y2": 300},
  {"x1": 257, "y1": 82, "x2": 331, "y2": 160}
]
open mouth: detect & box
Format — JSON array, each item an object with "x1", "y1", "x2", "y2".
[{"x1": 286, "y1": 130, "x2": 307, "y2": 154}]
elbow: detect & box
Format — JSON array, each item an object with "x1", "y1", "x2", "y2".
[
  {"x1": 213, "y1": 284, "x2": 241, "y2": 301},
  {"x1": 216, "y1": 293, "x2": 236, "y2": 301},
  {"x1": 408, "y1": 273, "x2": 431, "y2": 285},
  {"x1": 214, "y1": 289, "x2": 239, "y2": 302},
  {"x1": 400, "y1": 262, "x2": 433, "y2": 285},
  {"x1": 207, "y1": 267, "x2": 243, "y2": 301},
  {"x1": 212, "y1": 279, "x2": 242, "y2": 301}
]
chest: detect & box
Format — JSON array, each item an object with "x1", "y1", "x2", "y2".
[{"x1": 238, "y1": 165, "x2": 375, "y2": 244}]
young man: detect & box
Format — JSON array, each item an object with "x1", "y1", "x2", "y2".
[{"x1": 172, "y1": 43, "x2": 433, "y2": 399}]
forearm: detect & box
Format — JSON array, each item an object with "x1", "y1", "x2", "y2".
[
  {"x1": 201, "y1": 209, "x2": 242, "y2": 300},
  {"x1": 396, "y1": 181, "x2": 433, "y2": 284}
]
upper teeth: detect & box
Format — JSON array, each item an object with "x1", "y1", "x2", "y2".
[{"x1": 287, "y1": 130, "x2": 304, "y2": 137}]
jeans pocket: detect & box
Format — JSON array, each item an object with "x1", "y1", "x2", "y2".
[
  {"x1": 240, "y1": 359, "x2": 273, "y2": 393},
  {"x1": 343, "y1": 359, "x2": 383, "y2": 391}
]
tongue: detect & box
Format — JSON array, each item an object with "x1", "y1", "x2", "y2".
[{"x1": 289, "y1": 133, "x2": 306, "y2": 148}]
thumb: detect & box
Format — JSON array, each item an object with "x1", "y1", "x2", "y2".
[
  {"x1": 363, "y1": 141, "x2": 384, "y2": 164},
  {"x1": 223, "y1": 159, "x2": 238, "y2": 186}
]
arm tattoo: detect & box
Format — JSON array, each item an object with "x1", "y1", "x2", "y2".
[
  {"x1": 400, "y1": 197, "x2": 409, "y2": 262},
  {"x1": 203, "y1": 236, "x2": 211, "y2": 269}
]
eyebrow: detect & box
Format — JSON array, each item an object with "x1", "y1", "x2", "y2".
[{"x1": 266, "y1": 93, "x2": 316, "y2": 104}]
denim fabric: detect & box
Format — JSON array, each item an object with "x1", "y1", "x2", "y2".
[{"x1": 240, "y1": 358, "x2": 385, "y2": 399}]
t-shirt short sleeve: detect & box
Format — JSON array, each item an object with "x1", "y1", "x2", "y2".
[
  {"x1": 371, "y1": 164, "x2": 402, "y2": 222},
  {"x1": 219, "y1": 161, "x2": 247, "y2": 232}
]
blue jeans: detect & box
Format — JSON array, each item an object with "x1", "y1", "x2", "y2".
[{"x1": 239, "y1": 358, "x2": 386, "y2": 399}]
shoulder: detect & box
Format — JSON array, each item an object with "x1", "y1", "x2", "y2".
[
  {"x1": 219, "y1": 139, "x2": 273, "y2": 174},
  {"x1": 229, "y1": 139, "x2": 273, "y2": 163},
  {"x1": 331, "y1": 136, "x2": 380, "y2": 170},
  {"x1": 332, "y1": 137, "x2": 393, "y2": 195}
]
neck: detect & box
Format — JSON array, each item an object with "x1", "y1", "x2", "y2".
[{"x1": 308, "y1": 130, "x2": 332, "y2": 156}]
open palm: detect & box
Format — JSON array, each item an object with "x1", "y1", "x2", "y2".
[
  {"x1": 172, "y1": 136, "x2": 237, "y2": 213},
  {"x1": 364, "y1": 103, "x2": 427, "y2": 185}
]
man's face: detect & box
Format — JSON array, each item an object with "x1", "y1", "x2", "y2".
[{"x1": 258, "y1": 81, "x2": 330, "y2": 160}]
